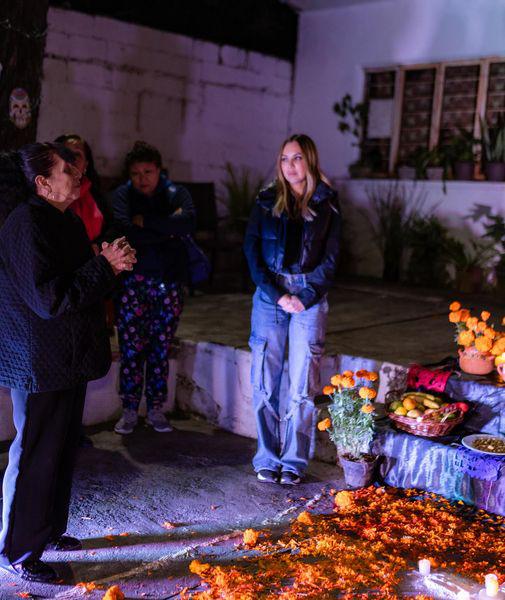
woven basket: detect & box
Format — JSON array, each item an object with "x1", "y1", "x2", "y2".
[{"x1": 387, "y1": 410, "x2": 464, "y2": 437}]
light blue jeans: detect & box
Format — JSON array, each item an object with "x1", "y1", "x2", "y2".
[{"x1": 249, "y1": 274, "x2": 328, "y2": 476}]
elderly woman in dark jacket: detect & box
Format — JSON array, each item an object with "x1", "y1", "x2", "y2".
[{"x1": 0, "y1": 143, "x2": 135, "y2": 582}]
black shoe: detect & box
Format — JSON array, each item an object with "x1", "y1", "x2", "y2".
[
  {"x1": 46, "y1": 535, "x2": 82, "y2": 551},
  {"x1": 18, "y1": 559, "x2": 58, "y2": 583},
  {"x1": 280, "y1": 471, "x2": 301, "y2": 485},
  {"x1": 256, "y1": 469, "x2": 279, "y2": 483}
]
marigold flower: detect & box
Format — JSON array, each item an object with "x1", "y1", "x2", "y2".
[
  {"x1": 102, "y1": 586, "x2": 125, "y2": 600},
  {"x1": 243, "y1": 529, "x2": 260, "y2": 546},
  {"x1": 459, "y1": 309, "x2": 470, "y2": 322},
  {"x1": 457, "y1": 330, "x2": 475, "y2": 347},
  {"x1": 365, "y1": 371, "x2": 379, "y2": 382},
  {"x1": 466, "y1": 317, "x2": 478, "y2": 330},
  {"x1": 296, "y1": 511, "x2": 314, "y2": 525},
  {"x1": 502, "y1": 316, "x2": 505, "y2": 326},
  {"x1": 334, "y1": 490, "x2": 354, "y2": 508},
  {"x1": 323, "y1": 385, "x2": 336, "y2": 396},
  {"x1": 361, "y1": 403, "x2": 374, "y2": 414},
  {"x1": 355, "y1": 369, "x2": 368, "y2": 378},
  {"x1": 340, "y1": 376, "x2": 355, "y2": 388},
  {"x1": 481, "y1": 310, "x2": 491, "y2": 321},
  {"x1": 449, "y1": 311, "x2": 461, "y2": 323},
  {"x1": 359, "y1": 386, "x2": 376, "y2": 400},
  {"x1": 330, "y1": 374, "x2": 341, "y2": 387},
  {"x1": 189, "y1": 560, "x2": 211, "y2": 576},
  {"x1": 342, "y1": 370, "x2": 354, "y2": 378},
  {"x1": 484, "y1": 327, "x2": 496, "y2": 340},
  {"x1": 317, "y1": 418, "x2": 331, "y2": 431},
  {"x1": 449, "y1": 301, "x2": 461, "y2": 312},
  {"x1": 475, "y1": 336, "x2": 492, "y2": 353},
  {"x1": 476, "y1": 321, "x2": 487, "y2": 333}
]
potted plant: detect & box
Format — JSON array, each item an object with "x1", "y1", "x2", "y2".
[
  {"x1": 333, "y1": 94, "x2": 382, "y2": 178},
  {"x1": 446, "y1": 238, "x2": 495, "y2": 293},
  {"x1": 318, "y1": 369, "x2": 379, "y2": 488},
  {"x1": 480, "y1": 115, "x2": 505, "y2": 181},
  {"x1": 445, "y1": 128, "x2": 480, "y2": 180},
  {"x1": 221, "y1": 162, "x2": 265, "y2": 235},
  {"x1": 448, "y1": 301, "x2": 505, "y2": 375},
  {"x1": 363, "y1": 182, "x2": 425, "y2": 282},
  {"x1": 397, "y1": 146, "x2": 427, "y2": 180},
  {"x1": 424, "y1": 146, "x2": 448, "y2": 181}
]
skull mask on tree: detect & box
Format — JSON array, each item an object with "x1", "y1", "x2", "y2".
[{"x1": 9, "y1": 88, "x2": 32, "y2": 129}]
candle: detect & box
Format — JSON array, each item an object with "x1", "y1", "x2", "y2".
[
  {"x1": 456, "y1": 591, "x2": 470, "y2": 600},
  {"x1": 485, "y1": 574, "x2": 499, "y2": 598},
  {"x1": 418, "y1": 558, "x2": 431, "y2": 576}
]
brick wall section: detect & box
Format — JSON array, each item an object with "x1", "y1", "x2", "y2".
[{"x1": 38, "y1": 8, "x2": 293, "y2": 211}]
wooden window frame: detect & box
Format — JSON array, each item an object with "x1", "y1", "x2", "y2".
[{"x1": 364, "y1": 56, "x2": 503, "y2": 173}]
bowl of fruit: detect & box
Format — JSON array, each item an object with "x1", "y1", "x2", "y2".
[{"x1": 387, "y1": 392, "x2": 468, "y2": 437}]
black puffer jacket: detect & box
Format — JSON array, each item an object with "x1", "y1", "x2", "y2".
[
  {"x1": 243, "y1": 180, "x2": 340, "y2": 308},
  {"x1": 0, "y1": 196, "x2": 116, "y2": 392}
]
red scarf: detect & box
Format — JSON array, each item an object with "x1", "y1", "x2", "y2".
[{"x1": 70, "y1": 176, "x2": 104, "y2": 242}]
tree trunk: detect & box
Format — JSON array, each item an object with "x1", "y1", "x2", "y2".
[{"x1": 0, "y1": 0, "x2": 49, "y2": 150}]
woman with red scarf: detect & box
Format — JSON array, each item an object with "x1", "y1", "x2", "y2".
[{"x1": 54, "y1": 134, "x2": 120, "y2": 252}]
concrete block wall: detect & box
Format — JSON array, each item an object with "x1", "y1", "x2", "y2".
[{"x1": 38, "y1": 8, "x2": 294, "y2": 213}]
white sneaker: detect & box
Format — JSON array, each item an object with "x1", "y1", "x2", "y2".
[
  {"x1": 146, "y1": 408, "x2": 173, "y2": 433},
  {"x1": 114, "y1": 409, "x2": 138, "y2": 434}
]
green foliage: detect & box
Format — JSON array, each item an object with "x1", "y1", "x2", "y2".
[
  {"x1": 222, "y1": 162, "x2": 265, "y2": 227},
  {"x1": 363, "y1": 182, "x2": 426, "y2": 281},
  {"x1": 327, "y1": 388, "x2": 375, "y2": 461},
  {"x1": 480, "y1": 115, "x2": 505, "y2": 163},
  {"x1": 333, "y1": 93, "x2": 368, "y2": 144},
  {"x1": 445, "y1": 128, "x2": 480, "y2": 164},
  {"x1": 405, "y1": 215, "x2": 454, "y2": 286}
]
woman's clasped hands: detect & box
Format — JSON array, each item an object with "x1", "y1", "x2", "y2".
[
  {"x1": 100, "y1": 236, "x2": 137, "y2": 274},
  {"x1": 277, "y1": 294, "x2": 305, "y2": 314}
]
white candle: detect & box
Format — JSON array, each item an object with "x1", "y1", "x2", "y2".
[
  {"x1": 485, "y1": 574, "x2": 499, "y2": 598},
  {"x1": 418, "y1": 558, "x2": 431, "y2": 576},
  {"x1": 456, "y1": 591, "x2": 470, "y2": 600}
]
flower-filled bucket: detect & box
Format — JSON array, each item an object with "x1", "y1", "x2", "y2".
[{"x1": 458, "y1": 347, "x2": 495, "y2": 375}]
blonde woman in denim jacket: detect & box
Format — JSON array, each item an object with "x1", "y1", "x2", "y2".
[{"x1": 244, "y1": 134, "x2": 340, "y2": 485}]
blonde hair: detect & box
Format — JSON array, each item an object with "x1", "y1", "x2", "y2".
[{"x1": 273, "y1": 133, "x2": 330, "y2": 219}]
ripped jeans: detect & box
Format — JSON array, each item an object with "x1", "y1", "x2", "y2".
[{"x1": 249, "y1": 275, "x2": 328, "y2": 476}]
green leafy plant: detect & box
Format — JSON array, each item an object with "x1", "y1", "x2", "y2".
[
  {"x1": 446, "y1": 238, "x2": 495, "y2": 292},
  {"x1": 222, "y1": 163, "x2": 265, "y2": 230},
  {"x1": 320, "y1": 370, "x2": 378, "y2": 461},
  {"x1": 333, "y1": 94, "x2": 382, "y2": 175},
  {"x1": 445, "y1": 128, "x2": 480, "y2": 164},
  {"x1": 363, "y1": 182, "x2": 426, "y2": 281},
  {"x1": 480, "y1": 115, "x2": 505, "y2": 162},
  {"x1": 405, "y1": 215, "x2": 455, "y2": 286}
]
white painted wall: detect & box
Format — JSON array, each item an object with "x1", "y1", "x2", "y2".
[
  {"x1": 38, "y1": 8, "x2": 293, "y2": 211},
  {"x1": 290, "y1": 0, "x2": 505, "y2": 178}
]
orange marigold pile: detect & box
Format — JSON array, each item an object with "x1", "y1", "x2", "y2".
[{"x1": 188, "y1": 487, "x2": 504, "y2": 599}]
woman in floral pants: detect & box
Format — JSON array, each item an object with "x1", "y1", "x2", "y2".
[{"x1": 112, "y1": 141, "x2": 195, "y2": 434}]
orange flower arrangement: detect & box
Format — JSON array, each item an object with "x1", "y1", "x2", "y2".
[
  {"x1": 319, "y1": 370, "x2": 379, "y2": 461},
  {"x1": 449, "y1": 301, "x2": 505, "y2": 357}
]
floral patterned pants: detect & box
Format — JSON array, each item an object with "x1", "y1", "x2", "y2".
[{"x1": 116, "y1": 274, "x2": 183, "y2": 411}]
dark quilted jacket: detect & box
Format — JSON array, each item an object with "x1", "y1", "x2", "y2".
[{"x1": 0, "y1": 195, "x2": 116, "y2": 392}]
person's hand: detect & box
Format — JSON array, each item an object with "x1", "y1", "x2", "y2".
[
  {"x1": 288, "y1": 295, "x2": 305, "y2": 313},
  {"x1": 101, "y1": 237, "x2": 137, "y2": 275},
  {"x1": 132, "y1": 214, "x2": 144, "y2": 227},
  {"x1": 277, "y1": 294, "x2": 305, "y2": 314}
]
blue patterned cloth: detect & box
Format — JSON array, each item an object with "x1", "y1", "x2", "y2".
[{"x1": 453, "y1": 446, "x2": 503, "y2": 482}]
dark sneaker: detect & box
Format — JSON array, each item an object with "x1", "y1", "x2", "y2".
[
  {"x1": 46, "y1": 535, "x2": 82, "y2": 551},
  {"x1": 114, "y1": 409, "x2": 138, "y2": 434},
  {"x1": 18, "y1": 559, "x2": 58, "y2": 583},
  {"x1": 257, "y1": 469, "x2": 279, "y2": 483},
  {"x1": 280, "y1": 471, "x2": 301, "y2": 485},
  {"x1": 146, "y1": 408, "x2": 173, "y2": 432}
]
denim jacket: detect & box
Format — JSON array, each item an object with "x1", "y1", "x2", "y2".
[{"x1": 243, "y1": 180, "x2": 340, "y2": 308}]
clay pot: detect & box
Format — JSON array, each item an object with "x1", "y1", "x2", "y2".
[
  {"x1": 338, "y1": 454, "x2": 378, "y2": 488},
  {"x1": 458, "y1": 347, "x2": 495, "y2": 375},
  {"x1": 453, "y1": 161, "x2": 474, "y2": 180},
  {"x1": 485, "y1": 162, "x2": 505, "y2": 182}
]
